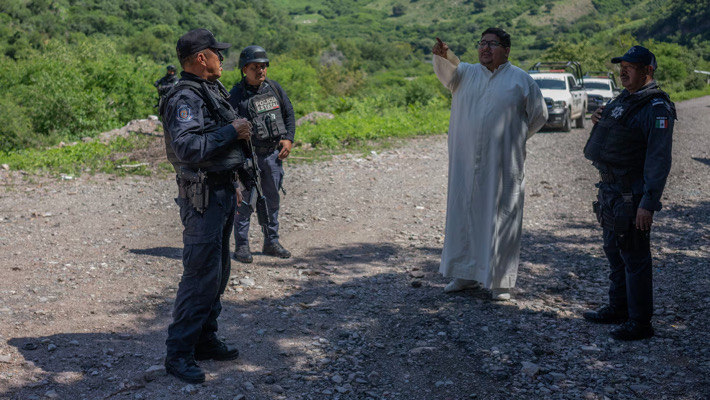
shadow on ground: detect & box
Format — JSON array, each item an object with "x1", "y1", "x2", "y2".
[{"x1": 4, "y1": 202, "x2": 710, "y2": 399}]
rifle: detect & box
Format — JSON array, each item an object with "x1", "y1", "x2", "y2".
[{"x1": 237, "y1": 138, "x2": 271, "y2": 233}]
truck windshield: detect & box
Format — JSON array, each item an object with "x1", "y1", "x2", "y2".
[
  {"x1": 533, "y1": 79, "x2": 566, "y2": 90},
  {"x1": 586, "y1": 82, "x2": 611, "y2": 90}
]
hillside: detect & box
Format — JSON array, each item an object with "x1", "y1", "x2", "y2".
[{"x1": 1, "y1": 0, "x2": 709, "y2": 155}]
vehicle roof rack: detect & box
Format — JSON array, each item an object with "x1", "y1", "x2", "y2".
[
  {"x1": 528, "y1": 61, "x2": 584, "y2": 86},
  {"x1": 584, "y1": 71, "x2": 617, "y2": 84}
]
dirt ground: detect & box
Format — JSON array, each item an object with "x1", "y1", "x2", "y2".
[{"x1": 0, "y1": 96, "x2": 709, "y2": 400}]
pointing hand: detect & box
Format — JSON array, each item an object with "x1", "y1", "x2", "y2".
[{"x1": 432, "y1": 37, "x2": 449, "y2": 58}]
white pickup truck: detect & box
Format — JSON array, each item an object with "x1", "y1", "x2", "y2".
[
  {"x1": 584, "y1": 72, "x2": 621, "y2": 113},
  {"x1": 529, "y1": 62, "x2": 587, "y2": 132}
]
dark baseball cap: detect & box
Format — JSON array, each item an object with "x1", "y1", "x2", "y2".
[
  {"x1": 176, "y1": 29, "x2": 231, "y2": 59},
  {"x1": 611, "y1": 45, "x2": 657, "y2": 70}
]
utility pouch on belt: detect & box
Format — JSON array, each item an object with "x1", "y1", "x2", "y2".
[{"x1": 178, "y1": 167, "x2": 209, "y2": 213}]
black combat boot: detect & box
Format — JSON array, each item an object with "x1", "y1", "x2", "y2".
[
  {"x1": 610, "y1": 320, "x2": 654, "y2": 341},
  {"x1": 262, "y1": 242, "x2": 291, "y2": 259},
  {"x1": 233, "y1": 244, "x2": 253, "y2": 263},
  {"x1": 583, "y1": 305, "x2": 629, "y2": 324},
  {"x1": 165, "y1": 354, "x2": 205, "y2": 384},
  {"x1": 195, "y1": 338, "x2": 240, "y2": 361}
]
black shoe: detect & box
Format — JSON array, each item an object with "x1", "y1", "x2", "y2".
[
  {"x1": 233, "y1": 244, "x2": 253, "y2": 263},
  {"x1": 195, "y1": 339, "x2": 240, "y2": 361},
  {"x1": 165, "y1": 354, "x2": 205, "y2": 384},
  {"x1": 610, "y1": 320, "x2": 654, "y2": 341},
  {"x1": 583, "y1": 305, "x2": 629, "y2": 324},
  {"x1": 262, "y1": 243, "x2": 291, "y2": 259}
]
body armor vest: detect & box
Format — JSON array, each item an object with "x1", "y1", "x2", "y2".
[
  {"x1": 160, "y1": 79, "x2": 245, "y2": 172},
  {"x1": 248, "y1": 82, "x2": 287, "y2": 142},
  {"x1": 583, "y1": 88, "x2": 670, "y2": 172}
]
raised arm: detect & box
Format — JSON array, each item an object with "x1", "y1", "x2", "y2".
[{"x1": 432, "y1": 37, "x2": 461, "y2": 91}]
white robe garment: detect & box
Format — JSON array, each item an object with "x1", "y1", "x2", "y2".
[{"x1": 434, "y1": 54, "x2": 547, "y2": 289}]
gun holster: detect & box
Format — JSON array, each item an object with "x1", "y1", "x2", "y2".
[{"x1": 177, "y1": 167, "x2": 209, "y2": 214}]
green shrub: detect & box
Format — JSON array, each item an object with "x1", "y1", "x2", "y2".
[
  {"x1": 0, "y1": 37, "x2": 157, "y2": 152},
  {"x1": 0, "y1": 136, "x2": 146, "y2": 176},
  {"x1": 296, "y1": 98, "x2": 450, "y2": 148}
]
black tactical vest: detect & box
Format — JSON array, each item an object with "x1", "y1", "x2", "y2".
[
  {"x1": 248, "y1": 82, "x2": 287, "y2": 142},
  {"x1": 160, "y1": 79, "x2": 245, "y2": 172},
  {"x1": 583, "y1": 88, "x2": 671, "y2": 172}
]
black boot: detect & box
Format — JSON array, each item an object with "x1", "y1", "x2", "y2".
[
  {"x1": 583, "y1": 305, "x2": 628, "y2": 324},
  {"x1": 610, "y1": 320, "x2": 654, "y2": 341},
  {"x1": 233, "y1": 244, "x2": 253, "y2": 263},
  {"x1": 195, "y1": 338, "x2": 240, "y2": 361},
  {"x1": 165, "y1": 354, "x2": 205, "y2": 384},
  {"x1": 262, "y1": 242, "x2": 291, "y2": 259}
]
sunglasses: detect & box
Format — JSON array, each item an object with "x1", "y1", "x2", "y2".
[{"x1": 207, "y1": 48, "x2": 224, "y2": 62}]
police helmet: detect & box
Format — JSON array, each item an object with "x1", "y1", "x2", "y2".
[
  {"x1": 239, "y1": 45, "x2": 269, "y2": 69},
  {"x1": 167, "y1": 65, "x2": 176, "y2": 71}
]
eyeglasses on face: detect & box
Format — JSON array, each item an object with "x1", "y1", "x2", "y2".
[
  {"x1": 477, "y1": 40, "x2": 502, "y2": 49},
  {"x1": 207, "y1": 48, "x2": 224, "y2": 62},
  {"x1": 247, "y1": 63, "x2": 268, "y2": 71}
]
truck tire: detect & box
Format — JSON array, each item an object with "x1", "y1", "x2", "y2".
[
  {"x1": 575, "y1": 108, "x2": 585, "y2": 129},
  {"x1": 562, "y1": 109, "x2": 571, "y2": 132}
]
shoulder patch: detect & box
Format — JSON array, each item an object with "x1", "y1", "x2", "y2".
[
  {"x1": 177, "y1": 104, "x2": 193, "y2": 122},
  {"x1": 655, "y1": 116, "x2": 669, "y2": 129},
  {"x1": 651, "y1": 98, "x2": 666, "y2": 106}
]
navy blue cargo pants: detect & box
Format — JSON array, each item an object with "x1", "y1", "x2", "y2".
[
  {"x1": 166, "y1": 182, "x2": 236, "y2": 357},
  {"x1": 234, "y1": 149, "x2": 283, "y2": 247},
  {"x1": 597, "y1": 181, "x2": 653, "y2": 324}
]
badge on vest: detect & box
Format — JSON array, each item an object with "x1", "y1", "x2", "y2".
[
  {"x1": 177, "y1": 104, "x2": 193, "y2": 122},
  {"x1": 655, "y1": 116, "x2": 668, "y2": 128},
  {"x1": 610, "y1": 106, "x2": 624, "y2": 119},
  {"x1": 253, "y1": 96, "x2": 280, "y2": 114}
]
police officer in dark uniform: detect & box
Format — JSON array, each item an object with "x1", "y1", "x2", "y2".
[
  {"x1": 159, "y1": 28, "x2": 252, "y2": 383},
  {"x1": 154, "y1": 64, "x2": 179, "y2": 99},
  {"x1": 229, "y1": 45, "x2": 296, "y2": 263},
  {"x1": 583, "y1": 46, "x2": 676, "y2": 341}
]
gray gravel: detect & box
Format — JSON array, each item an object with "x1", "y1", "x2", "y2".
[{"x1": 0, "y1": 96, "x2": 708, "y2": 399}]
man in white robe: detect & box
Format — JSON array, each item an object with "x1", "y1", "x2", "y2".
[{"x1": 433, "y1": 28, "x2": 547, "y2": 300}]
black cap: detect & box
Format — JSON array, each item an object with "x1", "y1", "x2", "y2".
[
  {"x1": 176, "y1": 29, "x2": 230, "y2": 59},
  {"x1": 611, "y1": 45, "x2": 657, "y2": 70}
]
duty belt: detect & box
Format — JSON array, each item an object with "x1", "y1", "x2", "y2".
[
  {"x1": 254, "y1": 144, "x2": 278, "y2": 155},
  {"x1": 178, "y1": 169, "x2": 237, "y2": 187},
  {"x1": 599, "y1": 171, "x2": 642, "y2": 186},
  {"x1": 204, "y1": 170, "x2": 238, "y2": 186}
]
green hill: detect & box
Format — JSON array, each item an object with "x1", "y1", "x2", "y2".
[{"x1": 1, "y1": 0, "x2": 709, "y2": 155}]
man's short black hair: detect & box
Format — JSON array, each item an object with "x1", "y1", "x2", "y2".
[{"x1": 481, "y1": 27, "x2": 511, "y2": 48}]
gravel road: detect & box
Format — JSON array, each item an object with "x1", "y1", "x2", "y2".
[{"x1": 0, "y1": 96, "x2": 708, "y2": 400}]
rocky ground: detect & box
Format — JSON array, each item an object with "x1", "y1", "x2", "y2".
[{"x1": 0, "y1": 96, "x2": 708, "y2": 400}]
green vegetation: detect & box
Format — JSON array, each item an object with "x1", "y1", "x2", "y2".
[
  {"x1": 1, "y1": 0, "x2": 709, "y2": 175},
  {"x1": 0, "y1": 136, "x2": 155, "y2": 176}
]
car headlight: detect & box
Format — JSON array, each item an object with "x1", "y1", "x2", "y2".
[{"x1": 553, "y1": 100, "x2": 566, "y2": 108}]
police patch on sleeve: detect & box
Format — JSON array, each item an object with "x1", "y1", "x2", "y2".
[
  {"x1": 655, "y1": 116, "x2": 668, "y2": 128},
  {"x1": 651, "y1": 98, "x2": 666, "y2": 106},
  {"x1": 177, "y1": 104, "x2": 193, "y2": 122}
]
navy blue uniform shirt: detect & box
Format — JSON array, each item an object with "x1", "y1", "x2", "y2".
[
  {"x1": 163, "y1": 72, "x2": 240, "y2": 165},
  {"x1": 602, "y1": 81, "x2": 675, "y2": 211},
  {"x1": 228, "y1": 79, "x2": 296, "y2": 146}
]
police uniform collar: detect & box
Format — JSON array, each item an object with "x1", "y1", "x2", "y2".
[
  {"x1": 181, "y1": 71, "x2": 218, "y2": 87},
  {"x1": 627, "y1": 81, "x2": 658, "y2": 99}
]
